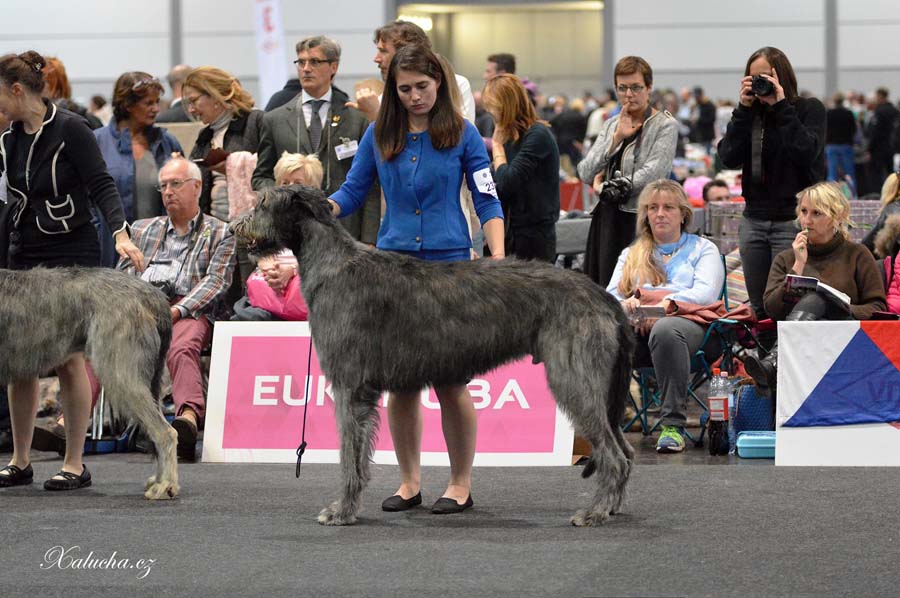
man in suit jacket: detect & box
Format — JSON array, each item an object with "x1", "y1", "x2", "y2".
[
  {"x1": 156, "y1": 64, "x2": 193, "y2": 124},
  {"x1": 252, "y1": 36, "x2": 380, "y2": 244},
  {"x1": 118, "y1": 157, "x2": 236, "y2": 461}
]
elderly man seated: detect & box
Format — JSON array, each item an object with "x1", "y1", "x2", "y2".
[{"x1": 117, "y1": 156, "x2": 236, "y2": 461}]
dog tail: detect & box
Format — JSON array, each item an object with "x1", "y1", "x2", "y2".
[
  {"x1": 152, "y1": 312, "x2": 173, "y2": 400},
  {"x1": 581, "y1": 315, "x2": 635, "y2": 480},
  {"x1": 606, "y1": 320, "x2": 635, "y2": 434}
]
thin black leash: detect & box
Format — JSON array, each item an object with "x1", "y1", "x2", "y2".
[{"x1": 295, "y1": 335, "x2": 314, "y2": 478}]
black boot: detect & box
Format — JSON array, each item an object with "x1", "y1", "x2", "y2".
[{"x1": 744, "y1": 343, "x2": 778, "y2": 396}]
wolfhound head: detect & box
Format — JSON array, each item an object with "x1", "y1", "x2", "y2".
[{"x1": 231, "y1": 184, "x2": 335, "y2": 259}]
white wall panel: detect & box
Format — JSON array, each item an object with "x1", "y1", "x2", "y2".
[{"x1": 616, "y1": 0, "x2": 823, "y2": 26}]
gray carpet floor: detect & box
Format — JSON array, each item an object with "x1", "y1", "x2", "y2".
[{"x1": 3, "y1": 438, "x2": 899, "y2": 598}]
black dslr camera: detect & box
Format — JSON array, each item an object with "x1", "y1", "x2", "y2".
[
  {"x1": 751, "y1": 75, "x2": 775, "y2": 97},
  {"x1": 597, "y1": 171, "x2": 633, "y2": 206},
  {"x1": 150, "y1": 279, "x2": 176, "y2": 300}
]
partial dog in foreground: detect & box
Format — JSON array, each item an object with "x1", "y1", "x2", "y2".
[
  {"x1": 0, "y1": 267, "x2": 178, "y2": 499},
  {"x1": 233, "y1": 185, "x2": 634, "y2": 526}
]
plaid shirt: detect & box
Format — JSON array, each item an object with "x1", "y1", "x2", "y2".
[{"x1": 118, "y1": 212, "x2": 237, "y2": 319}]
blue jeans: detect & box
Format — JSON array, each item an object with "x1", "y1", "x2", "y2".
[
  {"x1": 825, "y1": 144, "x2": 857, "y2": 194},
  {"x1": 739, "y1": 216, "x2": 799, "y2": 320}
]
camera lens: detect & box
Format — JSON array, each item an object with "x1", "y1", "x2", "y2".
[{"x1": 751, "y1": 75, "x2": 775, "y2": 97}]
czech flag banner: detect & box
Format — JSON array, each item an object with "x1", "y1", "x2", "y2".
[{"x1": 778, "y1": 321, "x2": 900, "y2": 427}]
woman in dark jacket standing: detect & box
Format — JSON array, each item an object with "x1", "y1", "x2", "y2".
[
  {"x1": 94, "y1": 71, "x2": 183, "y2": 266},
  {"x1": 0, "y1": 51, "x2": 143, "y2": 491},
  {"x1": 183, "y1": 67, "x2": 263, "y2": 294},
  {"x1": 483, "y1": 74, "x2": 560, "y2": 261},
  {"x1": 717, "y1": 46, "x2": 826, "y2": 323}
]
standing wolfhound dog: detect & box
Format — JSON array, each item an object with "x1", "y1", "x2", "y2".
[
  {"x1": 233, "y1": 185, "x2": 635, "y2": 526},
  {"x1": 0, "y1": 267, "x2": 178, "y2": 499}
]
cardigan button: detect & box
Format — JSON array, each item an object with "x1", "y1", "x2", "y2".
[
  {"x1": 411, "y1": 156, "x2": 417, "y2": 162},
  {"x1": 412, "y1": 135, "x2": 418, "y2": 141},
  {"x1": 415, "y1": 209, "x2": 421, "y2": 215},
  {"x1": 415, "y1": 236, "x2": 421, "y2": 242}
]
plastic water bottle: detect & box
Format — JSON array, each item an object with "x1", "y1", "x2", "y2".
[
  {"x1": 707, "y1": 368, "x2": 729, "y2": 456},
  {"x1": 727, "y1": 373, "x2": 737, "y2": 455}
]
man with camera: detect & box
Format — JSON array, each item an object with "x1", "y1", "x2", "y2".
[{"x1": 117, "y1": 156, "x2": 237, "y2": 461}]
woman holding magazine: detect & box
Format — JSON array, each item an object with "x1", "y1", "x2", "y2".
[{"x1": 745, "y1": 182, "x2": 885, "y2": 389}]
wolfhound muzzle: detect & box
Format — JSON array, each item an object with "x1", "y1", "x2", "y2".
[
  {"x1": 233, "y1": 185, "x2": 635, "y2": 526},
  {"x1": 0, "y1": 267, "x2": 179, "y2": 499}
]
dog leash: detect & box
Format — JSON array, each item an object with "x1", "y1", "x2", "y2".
[{"x1": 295, "y1": 335, "x2": 314, "y2": 478}]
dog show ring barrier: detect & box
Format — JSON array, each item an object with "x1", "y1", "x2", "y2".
[
  {"x1": 203, "y1": 322, "x2": 575, "y2": 466},
  {"x1": 776, "y1": 321, "x2": 900, "y2": 466}
]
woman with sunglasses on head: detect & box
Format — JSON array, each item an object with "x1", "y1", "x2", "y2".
[
  {"x1": 94, "y1": 72, "x2": 183, "y2": 266},
  {"x1": 330, "y1": 45, "x2": 505, "y2": 515},
  {"x1": 717, "y1": 47, "x2": 826, "y2": 327},
  {"x1": 578, "y1": 56, "x2": 678, "y2": 288},
  {"x1": 183, "y1": 66, "x2": 264, "y2": 298},
  {"x1": 0, "y1": 51, "x2": 143, "y2": 491}
]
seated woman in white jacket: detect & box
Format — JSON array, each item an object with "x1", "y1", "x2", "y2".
[{"x1": 607, "y1": 179, "x2": 724, "y2": 454}]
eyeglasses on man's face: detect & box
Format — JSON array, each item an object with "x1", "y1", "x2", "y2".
[
  {"x1": 616, "y1": 84, "x2": 646, "y2": 96},
  {"x1": 156, "y1": 179, "x2": 196, "y2": 193},
  {"x1": 293, "y1": 58, "x2": 333, "y2": 68}
]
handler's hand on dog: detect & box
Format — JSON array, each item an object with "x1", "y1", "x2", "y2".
[
  {"x1": 115, "y1": 232, "x2": 146, "y2": 272},
  {"x1": 327, "y1": 199, "x2": 341, "y2": 216}
]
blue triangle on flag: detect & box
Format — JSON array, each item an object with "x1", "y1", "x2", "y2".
[{"x1": 784, "y1": 329, "x2": 900, "y2": 427}]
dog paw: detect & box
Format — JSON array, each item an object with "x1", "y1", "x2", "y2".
[
  {"x1": 145, "y1": 481, "x2": 180, "y2": 500},
  {"x1": 317, "y1": 502, "x2": 357, "y2": 526},
  {"x1": 145, "y1": 475, "x2": 158, "y2": 491},
  {"x1": 569, "y1": 508, "x2": 610, "y2": 527}
]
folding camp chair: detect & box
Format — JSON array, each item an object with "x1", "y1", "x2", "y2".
[{"x1": 624, "y1": 255, "x2": 749, "y2": 446}]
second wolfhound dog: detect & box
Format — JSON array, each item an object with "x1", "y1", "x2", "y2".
[
  {"x1": 0, "y1": 267, "x2": 178, "y2": 499},
  {"x1": 233, "y1": 185, "x2": 634, "y2": 526}
]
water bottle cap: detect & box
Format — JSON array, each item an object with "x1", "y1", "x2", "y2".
[{"x1": 712, "y1": 367, "x2": 721, "y2": 376}]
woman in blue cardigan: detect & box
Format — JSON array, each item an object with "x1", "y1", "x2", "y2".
[{"x1": 330, "y1": 45, "x2": 504, "y2": 515}]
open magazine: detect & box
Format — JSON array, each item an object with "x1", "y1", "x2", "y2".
[{"x1": 784, "y1": 274, "x2": 851, "y2": 308}]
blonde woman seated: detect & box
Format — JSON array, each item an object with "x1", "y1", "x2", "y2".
[
  {"x1": 744, "y1": 181, "x2": 886, "y2": 390},
  {"x1": 232, "y1": 152, "x2": 323, "y2": 321},
  {"x1": 607, "y1": 179, "x2": 725, "y2": 453}
]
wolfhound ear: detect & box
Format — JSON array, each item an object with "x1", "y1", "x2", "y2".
[{"x1": 282, "y1": 184, "x2": 334, "y2": 223}]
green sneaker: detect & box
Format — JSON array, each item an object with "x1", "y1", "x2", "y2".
[{"x1": 656, "y1": 426, "x2": 685, "y2": 454}]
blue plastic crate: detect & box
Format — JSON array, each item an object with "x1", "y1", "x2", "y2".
[{"x1": 736, "y1": 431, "x2": 775, "y2": 459}]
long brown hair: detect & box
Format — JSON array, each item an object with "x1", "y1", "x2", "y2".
[
  {"x1": 375, "y1": 45, "x2": 463, "y2": 161},
  {"x1": 744, "y1": 47, "x2": 799, "y2": 103},
  {"x1": 482, "y1": 74, "x2": 539, "y2": 143},
  {"x1": 618, "y1": 180, "x2": 693, "y2": 298}
]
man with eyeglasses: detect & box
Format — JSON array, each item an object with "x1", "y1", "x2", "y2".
[
  {"x1": 118, "y1": 156, "x2": 236, "y2": 462},
  {"x1": 253, "y1": 35, "x2": 380, "y2": 245}
]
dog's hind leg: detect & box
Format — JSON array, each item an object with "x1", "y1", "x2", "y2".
[
  {"x1": 543, "y1": 340, "x2": 629, "y2": 526},
  {"x1": 318, "y1": 385, "x2": 380, "y2": 526},
  {"x1": 90, "y1": 333, "x2": 179, "y2": 500}
]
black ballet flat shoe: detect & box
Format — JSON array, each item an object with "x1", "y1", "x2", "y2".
[
  {"x1": 382, "y1": 492, "x2": 422, "y2": 512},
  {"x1": 0, "y1": 464, "x2": 34, "y2": 487},
  {"x1": 431, "y1": 495, "x2": 474, "y2": 514},
  {"x1": 43, "y1": 465, "x2": 91, "y2": 491}
]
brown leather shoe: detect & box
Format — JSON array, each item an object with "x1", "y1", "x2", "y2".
[
  {"x1": 32, "y1": 419, "x2": 66, "y2": 455},
  {"x1": 172, "y1": 416, "x2": 198, "y2": 462}
]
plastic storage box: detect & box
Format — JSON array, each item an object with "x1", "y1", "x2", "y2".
[{"x1": 736, "y1": 431, "x2": 776, "y2": 459}]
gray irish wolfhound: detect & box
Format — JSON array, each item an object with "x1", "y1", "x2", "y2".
[
  {"x1": 0, "y1": 267, "x2": 178, "y2": 499},
  {"x1": 233, "y1": 185, "x2": 634, "y2": 526}
]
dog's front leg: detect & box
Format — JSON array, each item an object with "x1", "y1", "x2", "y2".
[{"x1": 318, "y1": 386, "x2": 380, "y2": 526}]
